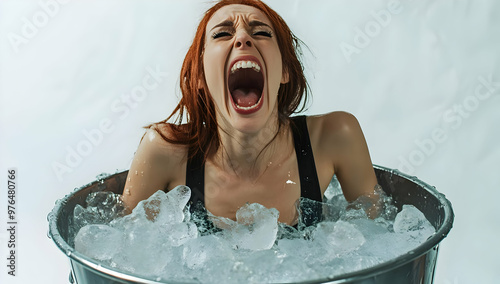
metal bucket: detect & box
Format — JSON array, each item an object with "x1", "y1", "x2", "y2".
[{"x1": 48, "y1": 165, "x2": 454, "y2": 284}]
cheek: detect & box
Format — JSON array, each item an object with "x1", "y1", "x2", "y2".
[
  {"x1": 203, "y1": 45, "x2": 229, "y2": 96},
  {"x1": 266, "y1": 51, "x2": 283, "y2": 96}
]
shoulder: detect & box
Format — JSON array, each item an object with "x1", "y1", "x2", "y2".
[
  {"x1": 306, "y1": 111, "x2": 364, "y2": 148},
  {"x1": 136, "y1": 124, "x2": 188, "y2": 168}
]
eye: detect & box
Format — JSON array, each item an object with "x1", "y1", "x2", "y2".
[
  {"x1": 212, "y1": 31, "x2": 232, "y2": 39},
  {"x1": 253, "y1": 30, "x2": 273, "y2": 38}
]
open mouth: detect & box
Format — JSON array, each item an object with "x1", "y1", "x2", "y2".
[{"x1": 228, "y1": 59, "x2": 264, "y2": 114}]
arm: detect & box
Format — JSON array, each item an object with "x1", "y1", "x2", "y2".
[{"x1": 318, "y1": 112, "x2": 379, "y2": 216}]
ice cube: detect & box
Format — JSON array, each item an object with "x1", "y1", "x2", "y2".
[
  {"x1": 297, "y1": 198, "x2": 323, "y2": 228},
  {"x1": 166, "y1": 185, "x2": 191, "y2": 210},
  {"x1": 72, "y1": 204, "x2": 92, "y2": 232},
  {"x1": 124, "y1": 186, "x2": 190, "y2": 225},
  {"x1": 323, "y1": 174, "x2": 342, "y2": 200},
  {"x1": 340, "y1": 207, "x2": 367, "y2": 220},
  {"x1": 74, "y1": 224, "x2": 123, "y2": 261},
  {"x1": 182, "y1": 235, "x2": 234, "y2": 270},
  {"x1": 323, "y1": 194, "x2": 348, "y2": 221},
  {"x1": 312, "y1": 221, "x2": 366, "y2": 255},
  {"x1": 225, "y1": 203, "x2": 279, "y2": 250},
  {"x1": 277, "y1": 237, "x2": 312, "y2": 260},
  {"x1": 393, "y1": 205, "x2": 435, "y2": 240},
  {"x1": 162, "y1": 222, "x2": 199, "y2": 247},
  {"x1": 276, "y1": 222, "x2": 301, "y2": 240},
  {"x1": 111, "y1": 219, "x2": 181, "y2": 275},
  {"x1": 113, "y1": 235, "x2": 177, "y2": 275},
  {"x1": 349, "y1": 218, "x2": 390, "y2": 236},
  {"x1": 83, "y1": 191, "x2": 126, "y2": 222}
]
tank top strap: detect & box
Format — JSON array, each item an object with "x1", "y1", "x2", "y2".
[
  {"x1": 290, "y1": 115, "x2": 322, "y2": 202},
  {"x1": 290, "y1": 115, "x2": 323, "y2": 226},
  {"x1": 186, "y1": 148, "x2": 221, "y2": 235},
  {"x1": 186, "y1": 147, "x2": 205, "y2": 212}
]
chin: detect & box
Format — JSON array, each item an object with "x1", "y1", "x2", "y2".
[{"x1": 224, "y1": 102, "x2": 280, "y2": 136}]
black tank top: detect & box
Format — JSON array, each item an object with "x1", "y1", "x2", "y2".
[{"x1": 186, "y1": 115, "x2": 322, "y2": 229}]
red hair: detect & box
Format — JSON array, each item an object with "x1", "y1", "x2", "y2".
[{"x1": 149, "y1": 0, "x2": 309, "y2": 160}]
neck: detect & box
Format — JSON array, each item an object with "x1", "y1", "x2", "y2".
[{"x1": 214, "y1": 117, "x2": 291, "y2": 180}]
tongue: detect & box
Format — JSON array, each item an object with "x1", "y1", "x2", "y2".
[{"x1": 232, "y1": 88, "x2": 260, "y2": 107}]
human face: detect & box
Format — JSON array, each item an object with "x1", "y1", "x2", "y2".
[{"x1": 203, "y1": 4, "x2": 288, "y2": 134}]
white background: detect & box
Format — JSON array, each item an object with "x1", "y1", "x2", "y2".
[{"x1": 1, "y1": 0, "x2": 499, "y2": 283}]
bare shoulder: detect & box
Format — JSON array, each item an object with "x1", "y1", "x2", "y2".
[
  {"x1": 131, "y1": 125, "x2": 186, "y2": 174},
  {"x1": 141, "y1": 124, "x2": 188, "y2": 161},
  {"x1": 307, "y1": 111, "x2": 364, "y2": 151}
]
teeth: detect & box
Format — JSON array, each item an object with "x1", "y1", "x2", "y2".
[
  {"x1": 230, "y1": 60, "x2": 261, "y2": 73},
  {"x1": 234, "y1": 95, "x2": 262, "y2": 110},
  {"x1": 235, "y1": 102, "x2": 259, "y2": 110}
]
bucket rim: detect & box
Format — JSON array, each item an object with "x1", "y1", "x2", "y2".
[{"x1": 47, "y1": 164, "x2": 454, "y2": 284}]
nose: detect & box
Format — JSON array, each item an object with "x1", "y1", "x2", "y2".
[{"x1": 234, "y1": 31, "x2": 252, "y2": 49}]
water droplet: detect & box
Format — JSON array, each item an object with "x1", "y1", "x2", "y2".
[
  {"x1": 141, "y1": 171, "x2": 144, "y2": 176},
  {"x1": 124, "y1": 188, "x2": 131, "y2": 196},
  {"x1": 127, "y1": 177, "x2": 131, "y2": 182},
  {"x1": 135, "y1": 170, "x2": 138, "y2": 175}
]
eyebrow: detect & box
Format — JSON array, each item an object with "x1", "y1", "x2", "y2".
[
  {"x1": 209, "y1": 20, "x2": 272, "y2": 31},
  {"x1": 249, "y1": 20, "x2": 272, "y2": 29},
  {"x1": 210, "y1": 20, "x2": 233, "y2": 31}
]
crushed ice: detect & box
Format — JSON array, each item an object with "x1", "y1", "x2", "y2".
[{"x1": 72, "y1": 180, "x2": 435, "y2": 283}]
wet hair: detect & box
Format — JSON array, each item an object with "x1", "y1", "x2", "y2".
[{"x1": 149, "y1": 0, "x2": 309, "y2": 160}]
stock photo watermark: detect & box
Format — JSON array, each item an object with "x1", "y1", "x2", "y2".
[
  {"x1": 339, "y1": 0, "x2": 414, "y2": 63},
  {"x1": 51, "y1": 65, "x2": 168, "y2": 182},
  {"x1": 7, "y1": 0, "x2": 71, "y2": 53},
  {"x1": 398, "y1": 74, "x2": 499, "y2": 174},
  {"x1": 5, "y1": 168, "x2": 18, "y2": 277}
]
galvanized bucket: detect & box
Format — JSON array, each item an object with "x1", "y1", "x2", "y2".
[{"x1": 48, "y1": 165, "x2": 454, "y2": 283}]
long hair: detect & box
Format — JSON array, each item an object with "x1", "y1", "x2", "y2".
[{"x1": 148, "y1": 0, "x2": 309, "y2": 160}]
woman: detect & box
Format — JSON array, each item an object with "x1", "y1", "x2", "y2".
[{"x1": 122, "y1": 0, "x2": 379, "y2": 226}]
